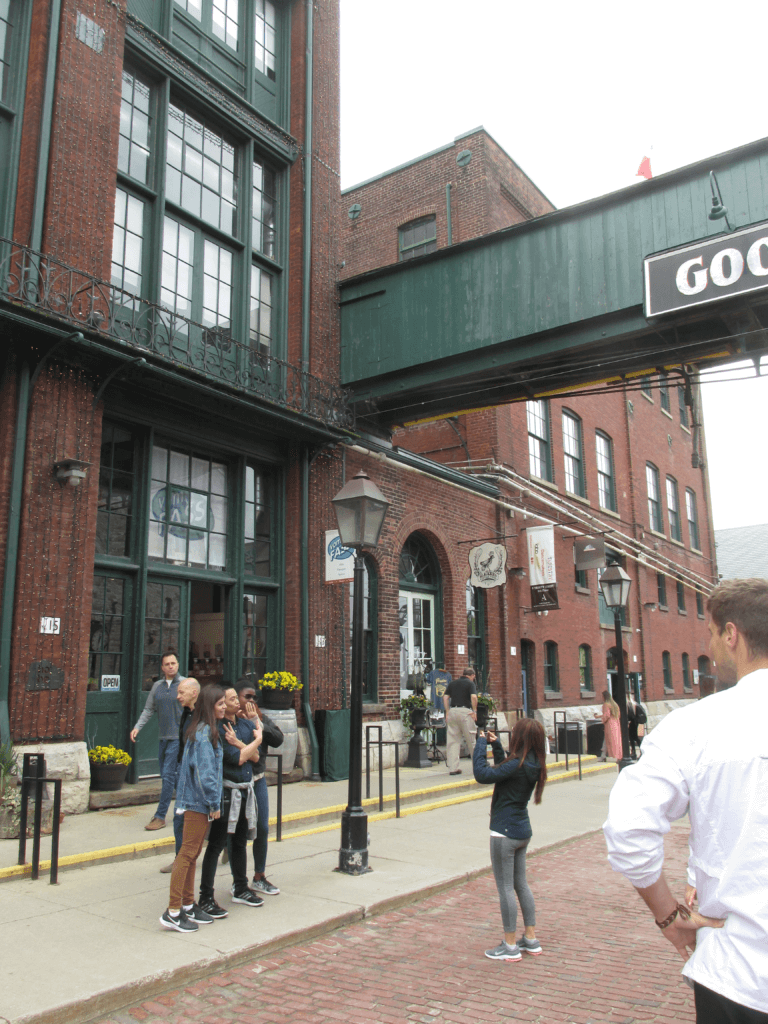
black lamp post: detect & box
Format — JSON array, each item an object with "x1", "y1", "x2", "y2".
[
  {"x1": 332, "y1": 469, "x2": 390, "y2": 874},
  {"x1": 598, "y1": 565, "x2": 634, "y2": 773}
]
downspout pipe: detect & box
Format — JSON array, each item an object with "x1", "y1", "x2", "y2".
[
  {"x1": 299, "y1": 0, "x2": 320, "y2": 779},
  {"x1": 31, "y1": 0, "x2": 64, "y2": 251},
  {"x1": 0, "y1": 360, "x2": 30, "y2": 744},
  {"x1": 446, "y1": 183, "x2": 452, "y2": 246}
]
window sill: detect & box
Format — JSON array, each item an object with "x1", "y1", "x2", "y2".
[
  {"x1": 690, "y1": 546, "x2": 703, "y2": 555},
  {"x1": 680, "y1": 424, "x2": 691, "y2": 435},
  {"x1": 658, "y1": 604, "x2": 668, "y2": 612},
  {"x1": 598, "y1": 506, "x2": 621, "y2": 519},
  {"x1": 544, "y1": 691, "x2": 562, "y2": 700},
  {"x1": 362, "y1": 703, "x2": 387, "y2": 714},
  {"x1": 575, "y1": 585, "x2": 591, "y2": 595},
  {"x1": 647, "y1": 528, "x2": 666, "y2": 540},
  {"x1": 678, "y1": 609, "x2": 687, "y2": 616},
  {"x1": 580, "y1": 690, "x2": 595, "y2": 698},
  {"x1": 600, "y1": 623, "x2": 633, "y2": 633},
  {"x1": 661, "y1": 408, "x2": 673, "y2": 420},
  {"x1": 565, "y1": 491, "x2": 590, "y2": 506},
  {"x1": 640, "y1": 391, "x2": 654, "y2": 404},
  {"x1": 668, "y1": 537, "x2": 685, "y2": 548},
  {"x1": 530, "y1": 474, "x2": 559, "y2": 493}
]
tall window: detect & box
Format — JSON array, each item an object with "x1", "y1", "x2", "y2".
[
  {"x1": 242, "y1": 592, "x2": 268, "y2": 684},
  {"x1": 596, "y1": 431, "x2": 616, "y2": 511},
  {"x1": 686, "y1": 489, "x2": 700, "y2": 550},
  {"x1": 662, "y1": 650, "x2": 673, "y2": 691},
  {"x1": 254, "y1": 0, "x2": 277, "y2": 80},
  {"x1": 244, "y1": 463, "x2": 273, "y2": 577},
  {"x1": 659, "y1": 373, "x2": 670, "y2": 413},
  {"x1": 696, "y1": 590, "x2": 704, "y2": 618},
  {"x1": 466, "y1": 581, "x2": 485, "y2": 683},
  {"x1": 646, "y1": 463, "x2": 662, "y2": 532},
  {"x1": 96, "y1": 423, "x2": 136, "y2": 558},
  {"x1": 579, "y1": 645, "x2": 592, "y2": 691},
  {"x1": 666, "y1": 476, "x2": 681, "y2": 541},
  {"x1": 657, "y1": 572, "x2": 667, "y2": 608},
  {"x1": 113, "y1": 69, "x2": 280, "y2": 361},
  {"x1": 682, "y1": 652, "x2": 692, "y2": 692},
  {"x1": 678, "y1": 385, "x2": 689, "y2": 427},
  {"x1": 88, "y1": 577, "x2": 127, "y2": 697},
  {"x1": 527, "y1": 400, "x2": 552, "y2": 481},
  {"x1": 544, "y1": 641, "x2": 559, "y2": 692},
  {"x1": 677, "y1": 578, "x2": 686, "y2": 613},
  {"x1": 399, "y1": 215, "x2": 436, "y2": 261},
  {"x1": 148, "y1": 444, "x2": 229, "y2": 570},
  {"x1": 562, "y1": 411, "x2": 584, "y2": 496},
  {"x1": 640, "y1": 377, "x2": 652, "y2": 399},
  {"x1": 174, "y1": 0, "x2": 239, "y2": 50}
]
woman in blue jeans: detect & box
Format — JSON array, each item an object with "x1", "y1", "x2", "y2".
[{"x1": 473, "y1": 717, "x2": 548, "y2": 961}]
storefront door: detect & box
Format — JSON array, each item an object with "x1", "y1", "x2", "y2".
[
  {"x1": 85, "y1": 574, "x2": 133, "y2": 750},
  {"x1": 398, "y1": 590, "x2": 435, "y2": 696}
]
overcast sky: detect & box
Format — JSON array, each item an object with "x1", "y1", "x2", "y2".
[{"x1": 339, "y1": 0, "x2": 768, "y2": 532}]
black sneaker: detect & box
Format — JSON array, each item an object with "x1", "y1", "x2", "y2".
[
  {"x1": 252, "y1": 876, "x2": 280, "y2": 895},
  {"x1": 231, "y1": 888, "x2": 264, "y2": 907},
  {"x1": 184, "y1": 902, "x2": 214, "y2": 925},
  {"x1": 160, "y1": 909, "x2": 198, "y2": 933},
  {"x1": 198, "y1": 897, "x2": 228, "y2": 919}
]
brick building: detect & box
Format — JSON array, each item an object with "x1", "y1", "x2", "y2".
[
  {"x1": 337, "y1": 130, "x2": 717, "y2": 728},
  {"x1": 0, "y1": 0, "x2": 354, "y2": 805}
]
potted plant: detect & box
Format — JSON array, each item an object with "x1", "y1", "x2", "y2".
[
  {"x1": 476, "y1": 691, "x2": 497, "y2": 729},
  {"x1": 258, "y1": 670, "x2": 302, "y2": 710},
  {"x1": 88, "y1": 745, "x2": 132, "y2": 791},
  {"x1": 399, "y1": 692, "x2": 430, "y2": 732}
]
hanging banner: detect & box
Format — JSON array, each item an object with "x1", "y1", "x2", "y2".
[
  {"x1": 573, "y1": 536, "x2": 606, "y2": 571},
  {"x1": 527, "y1": 525, "x2": 559, "y2": 610},
  {"x1": 324, "y1": 530, "x2": 355, "y2": 583},
  {"x1": 468, "y1": 542, "x2": 507, "y2": 589}
]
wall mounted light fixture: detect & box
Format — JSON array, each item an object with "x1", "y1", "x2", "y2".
[{"x1": 53, "y1": 459, "x2": 90, "y2": 487}]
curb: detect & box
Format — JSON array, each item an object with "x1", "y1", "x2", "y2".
[{"x1": 11, "y1": 826, "x2": 604, "y2": 1024}]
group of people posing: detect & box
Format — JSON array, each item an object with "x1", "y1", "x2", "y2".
[{"x1": 130, "y1": 654, "x2": 282, "y2": 933}]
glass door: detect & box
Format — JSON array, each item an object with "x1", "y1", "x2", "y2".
[
  {"x1": 136, "y1": 578, "x2": 188, "y2": 778},
  {"x1": 85, "y1": 574, "x2": 132, "y2": 750},
  {"x1": 398, "y1": 590, "x2": 435, "y2": 698}
]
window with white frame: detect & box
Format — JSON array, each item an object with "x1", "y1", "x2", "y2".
[
  {"x1": 596, "y1": 431, "x2": 616, "y2": 512},
  {"x1": 686, "y1": 489, "x2": 700, "y2": 549},
  {"x1": 562, "y1": 411, "x2": 584, "y2": 497},
  {"x1": 646, "y1": 463, "x2": 662, "y2": 532},
  {"x1": 666, "y1": 476, "x2": 681, "y2": 541}
]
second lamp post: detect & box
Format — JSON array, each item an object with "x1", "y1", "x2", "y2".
[
  {"x1": 332, "y1": 469, "x2": 390, "y2": 874},
  {"x1": 598, "y1": 565, "x2": 635, "y2": 773}
]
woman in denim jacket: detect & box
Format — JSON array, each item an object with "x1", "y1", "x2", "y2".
[
  {"x1": 473, "y1": 717, "x2": 548, "y2": 962},
  {"x1": 161, "y1": 685, "x2": 226, "y2": 933}
]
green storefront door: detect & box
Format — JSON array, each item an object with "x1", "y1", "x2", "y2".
[
  {"x1": 85, "y1": 574, "x2": 133, "y2": 750},
  {"x1": 135, "y1": 578, "x2": 189, "y2": 778}
]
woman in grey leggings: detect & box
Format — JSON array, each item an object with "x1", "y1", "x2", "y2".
[{"x1": 473, "y1": 717, "x2": 548, "y2": 961}]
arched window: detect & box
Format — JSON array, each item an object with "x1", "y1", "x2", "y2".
[
  {"x1": 399, "y1": 533, "x2": 439, "y2": 589},
  {"x1": 349, "y1": 557, "x2": 378, "y2": 702},
  {"x1": 544, "y1": 641, "x2": 559, "y2": 692},
  {"x1": 578, "y1": 644, "x2": 592, "y2": 692},
  {"x1": 662, "y1": 650, "x2": 673, "y2": 691},
  {"x1": 399, "y1": 533, "x2": 441, "y2": 690}
]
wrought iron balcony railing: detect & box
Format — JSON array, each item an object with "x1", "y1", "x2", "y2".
[{"x1": 0, "y1": 238, "x2": 352, "y2": 430}]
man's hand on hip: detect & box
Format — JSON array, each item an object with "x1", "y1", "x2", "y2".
[{"x1": 662, "y1": 908, "x2": 725, "y2": 961}]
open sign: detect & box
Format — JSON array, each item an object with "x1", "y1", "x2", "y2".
[{"x1": 644, "y1": 219, "x2": 768, "y2": 317}]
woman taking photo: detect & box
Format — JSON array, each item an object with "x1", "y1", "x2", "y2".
[
  {"x1": 601, "y1": 689, "x2": 622, "y2": 762},
  {"x1": 473, "y1": 718, "x2": 547, "y2": 961},
  {"x1": 161, "y1": 684, "x2": 227, "y2": 933}
]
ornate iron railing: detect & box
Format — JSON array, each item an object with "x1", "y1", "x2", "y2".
[{"x1": 0, "y1": 237, "x2": 353, "y2": 429}]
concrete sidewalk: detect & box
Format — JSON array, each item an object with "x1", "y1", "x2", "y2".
[{"x1": 2, "y1": 765, "x2": 618, "y2": 1024}]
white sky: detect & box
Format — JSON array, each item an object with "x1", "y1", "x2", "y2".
[{"x1": 339, "y1": 0, "x2": 768, "y2": 531}]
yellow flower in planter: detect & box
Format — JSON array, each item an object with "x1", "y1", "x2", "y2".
[
  {"x1": 88, "y1": 745, "x2": 132, "y2": 766},
  {"x1": 258, "y1": 671, "x2": 302, "y2": 692}
]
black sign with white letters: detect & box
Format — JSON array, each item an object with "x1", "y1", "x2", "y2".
[{"x1": 644, "y1": 220, "x2": 768, "y2": 318}]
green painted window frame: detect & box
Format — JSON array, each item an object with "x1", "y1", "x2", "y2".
[
  {"x1": 646, "y1": 462, "x2": 662, "y2": 532},
  {"x1": 0, "y1": 0, "x2": 31, "y2": 239},
  {"x1": 677, "y1": 578, "x2": 686, "y2": 614},
  {"x1": 682, "y1": 651, "x2": 692, "y2": 692},
  {"x1": 657, "y1": 572, "x2": 667, "y2": 608},
  {"x1": 595, "y1": 430, "x2": 616, "y2": 512},
  {"x1": 686, "y1": 488, "x2": 700, "y2": 550},
  {"x1": 666, "y1": 475, "x2": 681, "y2": 542},
  {"x1": 544, "y1": 640, "x2": 559, "y2": 692},
  {"x1": 662, "y1": 650, "x2": 673, "y2": 691},
  {"x1": 398, "y1": 215, "x2": 437, "y2": 261},
  {"x1": 678, "y1": 385, "x2": 689, "y2": 427},
  {"x1": 696, "y1": 590, "x2": 704, "y2": 618},
  {"x1": 562, "y1": 409, "x2": 585, "y2": 497},
  {"x1": 659, "y1": 373, "x2": 670, "y2": 413},
  {"x1": 466, "y1": 580, "x2": 486, "y2": 688},
  {"x1": 527, "y1": 399, "x2": 553, "y2": 482},
  {"x1": 578, "y1": 644, "x2": 592, "y2": 691}
]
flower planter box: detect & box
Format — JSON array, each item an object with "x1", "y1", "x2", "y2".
[
  {"x1": 261, "y1": 690, "x2": 295, "y2": 711},
  {"x1": 90, "y1": 763, "x2": 128, "y2": 791}
]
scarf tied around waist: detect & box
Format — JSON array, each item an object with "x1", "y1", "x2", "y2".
[{"x1": 223, "y1": 778, "x2": 257, "y2": 839}]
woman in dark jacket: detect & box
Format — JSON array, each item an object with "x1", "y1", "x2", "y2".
[{"x1": 473, "y1": 717, "x2": 548, "y2": 961}]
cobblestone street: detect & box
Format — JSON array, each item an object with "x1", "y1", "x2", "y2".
[{"x1": 97, "y1": 828, "x2": 693, "y2": 1024}]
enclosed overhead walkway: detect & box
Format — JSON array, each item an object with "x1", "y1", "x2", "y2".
[{"x1": 340, "y1": 137, "x2": 768, "y2": 428}]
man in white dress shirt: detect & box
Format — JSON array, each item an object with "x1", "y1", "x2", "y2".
[{"x1": 604, "y1": 578, "x2": 768, "y2": 1023}]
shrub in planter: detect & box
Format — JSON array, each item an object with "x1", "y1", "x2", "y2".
[
  {"x1": 476, "y1": 692, "x2": 497, "y2": 728},
  {"x1": 399, "y1": 693, "x2": 430, "y2": 732}
]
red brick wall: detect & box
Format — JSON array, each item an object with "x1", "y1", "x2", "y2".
[
  {"x1": 9, "y1": 365, "x2": 101, "y2": 742},
  {"x1": 340, "y1": 128, "x2": 555, "y2": 281}
]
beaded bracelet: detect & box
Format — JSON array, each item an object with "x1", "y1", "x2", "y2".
[{"x1": 655, "y1": 902, "x2": 692, "y2": 930}]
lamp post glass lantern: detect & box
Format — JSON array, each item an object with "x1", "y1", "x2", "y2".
[
  {"x1": 332, "y1": 470, "x2": 389, "y2": 874},
  {"x1": 599, "y1": 566, "x2": 634, "y2": 772}
]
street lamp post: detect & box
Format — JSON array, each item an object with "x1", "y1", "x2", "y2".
[
  {"x1": 332, "y1": 469, "x2": 390, "y2": 874},
  {"x1": 598, "y1": 565, "x2": 634, "y2": 773}
]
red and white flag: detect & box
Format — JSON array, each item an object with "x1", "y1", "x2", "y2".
[{"x1": 636, "y1": 156, "x2": 652, "y2": 180}]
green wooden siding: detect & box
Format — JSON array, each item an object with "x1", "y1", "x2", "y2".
[{"x1": 341, "y1": 142, "x2": 768, "y2": 391}]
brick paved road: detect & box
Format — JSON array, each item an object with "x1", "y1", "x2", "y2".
[{"x1": 99, "y1": 829, "x2": 693, "y2": 1024}]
